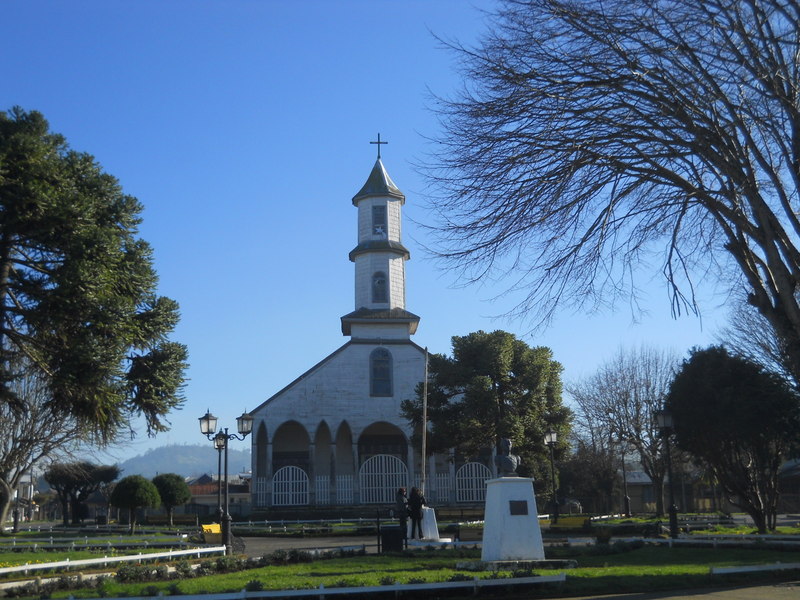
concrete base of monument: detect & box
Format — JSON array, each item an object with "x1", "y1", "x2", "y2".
[{"x1": 480, "y1": 476, "x2": 545, "y2": 562}]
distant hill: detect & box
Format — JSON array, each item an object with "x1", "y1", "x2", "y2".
[{"x1": 118, "y1": 444, "x2": 252, "y2": 479}]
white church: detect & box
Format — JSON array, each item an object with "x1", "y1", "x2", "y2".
[{"x1": 248, "y1": 149, "x2": 493, "y2": 510}]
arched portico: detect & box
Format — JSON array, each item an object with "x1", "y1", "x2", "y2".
[{"x1": 272, "y1": 420, "x2": 310, "y2": 474}]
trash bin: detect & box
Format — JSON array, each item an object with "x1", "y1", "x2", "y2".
[
  {"x1": 380, "y1": 525, "x2": 404, "y2": 552},
  {"x1": 202, "y1": 523, "x2": 223, "y2": 544}
]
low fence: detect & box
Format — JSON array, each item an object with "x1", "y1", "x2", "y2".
[
  {"x1": 0, "y1": 537, "x2": 190, "y2": 553},
  {"x1": 0, "y1": 546, "x2": 226, "y2": 577}
]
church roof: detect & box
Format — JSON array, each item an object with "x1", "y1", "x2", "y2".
[
  {"x1": 250, "y1": 338, "x2": 427, "y2": 414},
  {"x1": 352, "y1": 158, "x2": 405, "y2": 205},
  {"x1": 340, "y1": 307, "x2": 420, "y2": 335}
]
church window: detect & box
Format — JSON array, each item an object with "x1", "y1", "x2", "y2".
[
  {"x1": 372, "y1": 205, "x2": 387, "y2": 237},
  {"x1": 372, "y1": 271, "x2": 387, "y2": 303},
  {"x1": 370, "y1": 348, "x2": 392, "y2": 396}
]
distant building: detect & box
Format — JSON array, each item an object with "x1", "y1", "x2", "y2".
[
  {"x1": 248, "y1": 151, "x2": 493, "y2": 510},
  {"x1": 186, "y1": 474, "x2": 250, "y2": 518}
]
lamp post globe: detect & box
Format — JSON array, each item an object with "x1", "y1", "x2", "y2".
[{"x1": 544, "y1": 430, "x2": 559, "y2": 524}]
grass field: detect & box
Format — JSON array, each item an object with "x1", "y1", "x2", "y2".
[
  {"x1": 4, "y1": 519, "x2": 800, "y2": 599},
  {"x1": 4, "y1": 542, "x2": 793, "y2": 599}
]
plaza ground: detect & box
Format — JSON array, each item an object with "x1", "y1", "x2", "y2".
[{"x1": 236, "y1": 533, "x2": 800, "y2": 600}]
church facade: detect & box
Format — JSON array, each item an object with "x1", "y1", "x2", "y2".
[{"x1": 248, "y1": 153, "x2": 493, "y2": 509}]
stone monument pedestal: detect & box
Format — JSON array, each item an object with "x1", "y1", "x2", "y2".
[{"x1": 481, "y1": 477, "x2": 544, "y2": 562}]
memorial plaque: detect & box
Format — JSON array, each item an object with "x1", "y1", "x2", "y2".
[{"x1": 509, "y1": 500, "x2": 528, "y2": 515}]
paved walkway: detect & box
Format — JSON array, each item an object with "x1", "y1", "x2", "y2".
[
  {"x1": 566, "y1": 582, "x2": 800, "y2": 599},
  {"x1": 241, "y1": 535, "x2": 377, "y2": 557}
]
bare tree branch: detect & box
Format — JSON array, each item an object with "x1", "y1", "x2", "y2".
[{"x1": 424, "y1": 0, "x2": 800, "y2": 374}]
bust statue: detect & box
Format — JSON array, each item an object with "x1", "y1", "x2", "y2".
[{"x1": 495, "y1": 437, "x2": 521, "y2": 476}]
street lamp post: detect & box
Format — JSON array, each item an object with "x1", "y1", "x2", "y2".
[
  {"x1": 544, "y1": 430, "x2": 559, "y2": 524},
  {"x1": 199, "y1": 410, "x2": 254, "y2": 555},
  {"x1": 620, "y1": 441, "x2": 631, "y2": 517},
  {"x1": 655, "y1": 409, "x2": 679, "y2": 539}
]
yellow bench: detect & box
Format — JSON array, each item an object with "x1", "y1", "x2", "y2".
[{"x1": 202, "y1": 523, "x2": 222, "y2": 544}]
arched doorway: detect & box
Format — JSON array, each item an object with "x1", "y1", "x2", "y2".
[
  {"x1": 272, "y1": 466, "x2": 309, "y2": 506},
  {"x1": 359, "y1": 454, "x2": 409, "y2": 504},
  {"x1": 272, "y1": 421, "x2": 310, "y2": 474},
  {"x1": 456, "y1": 462, "x2": 492, "y2": 503}
]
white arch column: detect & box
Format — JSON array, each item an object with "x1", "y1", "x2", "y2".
[
  {"x1": 352, "y1": 441, "x2": 360, "y2": 504},
  {"x1": 308, "y1": 442, "x2": 316, "y2": 505},
  {"x1": 329, "y1": 443, "x2": 337, "y2": 505},
  {"x1": 266, "y1": 442, "x2": 273, "y2": 506}
]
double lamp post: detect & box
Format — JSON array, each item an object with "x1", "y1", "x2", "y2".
[
  {"x1": 544, "y1": 429, "x2": 559, "y2": 524},
  {"x1": 199, "y1": 410, "x2": 253, "y2": 555}
]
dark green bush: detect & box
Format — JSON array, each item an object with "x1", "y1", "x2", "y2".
[
  {"x1": 288, "y1": 549, "x2": 313, "y2": 563},
  {"x1": 195, "y1": 560, "x2": 214, "y2": 576},
  {"x1": 215, "y1": 555, "x2": 245, "y2": 572},
  {"x1": 174, "y1": 559, "x2": 193, "y2": 578},
  {"x1": 115, "y1": 564, "x2": 153, "y2": 583},
  {"x1": 167, "y1": 582, "x2": 182, "y2": 595},
  {"x1": 269, "y1": 549, "x2": 288, "y2": 564},
  {"x1": 245, "y1": 579, "x2": 264, "y2": 591}
]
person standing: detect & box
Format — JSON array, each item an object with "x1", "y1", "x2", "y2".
[
  {"x1": 408, "y1": 486, "x2": 426, "y2": 539},
  {"x1": 395, "y1": 487, "x2": 408, "y2": 539}
]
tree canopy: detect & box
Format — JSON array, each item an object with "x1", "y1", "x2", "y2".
[
  {"x1": 110, "y1": 474, "x2": 160, "y2": 534},
  {"x1": 152, "y1": 472, "x2": 191, "y2": 527},
  {"x1": 426, "y1": 0, "x2": 800, "y2": 378},
  {"x1": 0, "y1": 107, "x2": 188, "y2": 440},
  {"x1": 44, "y1": 461, "x2": 119, "y2": 526},
  {"x1": 666, "y1": 346, "x2": 800, "y2": 532},
  {"x1": 401, "y1": 330, "x2": 570, "y2": 480}
]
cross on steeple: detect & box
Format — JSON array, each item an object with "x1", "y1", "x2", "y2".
[{"x1": 370, "y1": 133, "x2": 388, "y2": 159}]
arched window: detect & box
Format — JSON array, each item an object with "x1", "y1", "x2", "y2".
[
  {"x1": 370, "y1": 348, "x2": 392, "y2": 397},
  {"x1": 372, "y1": 271, "x2": 387, "y2": 303}
]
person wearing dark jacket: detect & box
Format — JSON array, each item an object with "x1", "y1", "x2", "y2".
[
  {"x1": 408, "y1": 487, "x2": 426, "y2": 539},
  {"x1": 395, "y1": 487, "x2": 408, "y2": 539}
]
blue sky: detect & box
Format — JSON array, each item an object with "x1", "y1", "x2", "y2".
[{"x1": 3, "y1": 0, "x2": 725, "y2": 463}]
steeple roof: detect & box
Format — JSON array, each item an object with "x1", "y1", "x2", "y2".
[{"x1": 352, "y1": 158, "x2": 405, "y2": 205}]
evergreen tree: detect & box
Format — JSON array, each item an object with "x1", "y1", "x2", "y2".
[
  {"x1": 402, "y1": 330, "x2": 570, "y2": 480},
  {"x1": 0, "y1": 107, "x2": 187, "y2": 440},
  {"x1": 666, "y1": 346, "x2": 800, "y2": 532}
]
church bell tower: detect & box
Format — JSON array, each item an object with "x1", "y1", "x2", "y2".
[{"x1": 341, "y1": 138, "x2": 420, "y2": 340}]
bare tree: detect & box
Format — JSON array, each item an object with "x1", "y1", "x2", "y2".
[
  {"x1": 0, "y1": 366, "x2": 86, "y2": 530},
  {"x1": 717, "y1": 296, "x2": 797, "y2": 384},
  {"x1": 426, "y1": 0, "x2": 800, "y2": 378},
  {"x1": 568, "y1": 346, "x2": 680, "y2": 515},
  {"x1": 559, "y1": 431, "x2": 618, "y2": 514}
]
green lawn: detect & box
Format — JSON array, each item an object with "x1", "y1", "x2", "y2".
[{"x1": 24, "y1": 544, "x2": 800, "y2": 600}]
